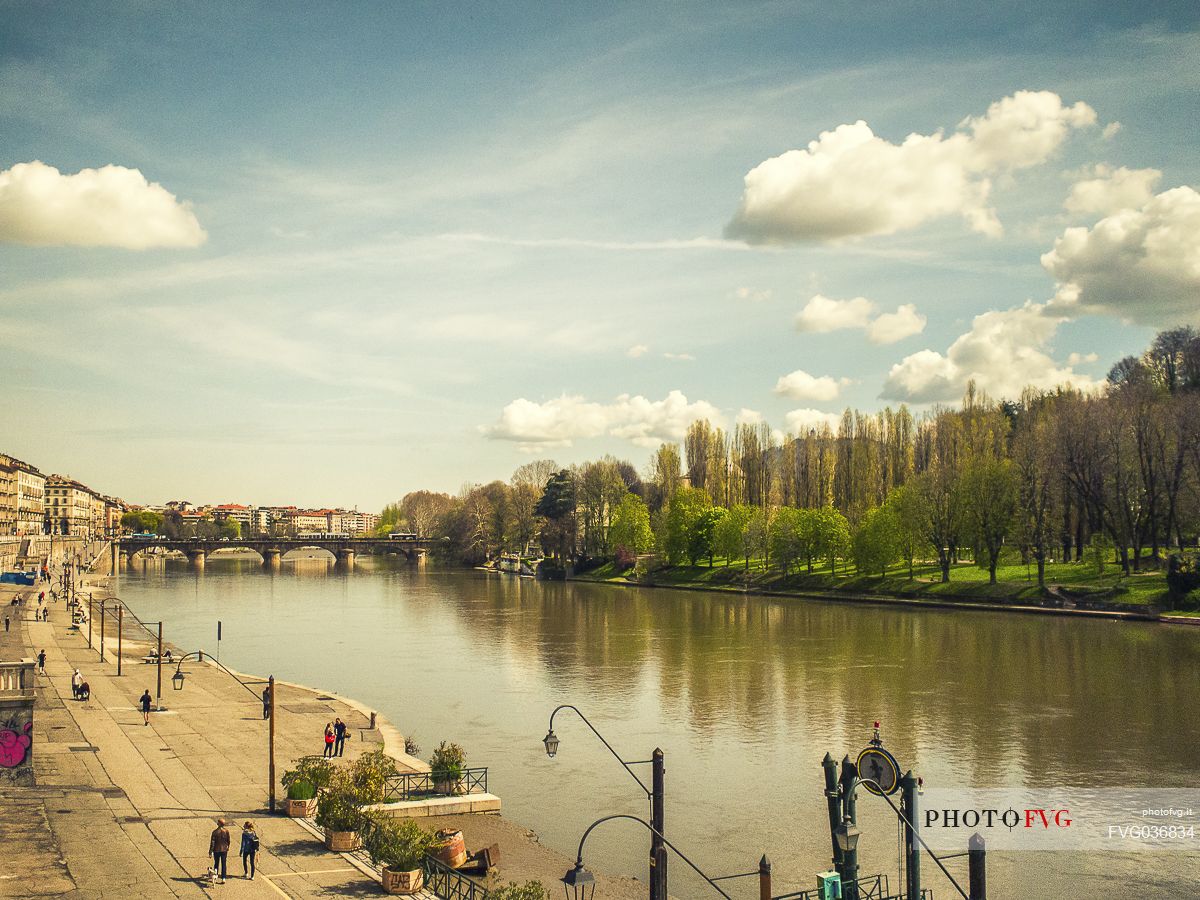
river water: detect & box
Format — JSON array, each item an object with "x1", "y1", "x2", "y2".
[{"x1": 118, "y1": 554, "x2": 1200, "y2": 898}]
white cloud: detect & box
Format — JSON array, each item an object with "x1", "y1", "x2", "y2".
[
  {"x1": 482, "y1": 390, "x2": 721, "y2": 448},
  {"x1": 1067, "y1": 351, "x2": 1099, "y2": 366},
  {"x1": 627, "y1": 344, "x2": 649, "y2": 358},
  {"x1": 881, "y1": 302, "x2": 1098, "y2": 403},
  {"x1": 796, "y1": 293, "x2": 926, "y2": 344},
  {"x1": 795, "y1": 294, "x2": 875, "y2": 332},
  {"x1": 663, "y1": 352, "x2": 695, "y2": 361},
  {"x1": 866, "y1": 303, "x2": 927, "y2": 344},
  {"x1": 1102, "y1": 122, "x2": 1122, "y2": 140},
  {"x1": 735, "y1": 408, "x2": 763, "y2": 425},
  {"x1": 774, "y1": 368, "x2": 847, "y2": 402},
  {"x1": 0, "y1": 160, "x2": 206, "y2": 249},
  {"x1": 785, "y1": 408, "x2": 842, "y2": 434},
  {"x1": 726, "y1": 91, "x2": 1096, "y2": 243},
  {"x1": 1043, "y1": 186, "x2": 1200, "y2": 326},
  {"x1": 1064, "y1": 164, "x2": 1161, "y2": 216},
  {"x1": 734, "y1": 286, "x2": 773, "y2": 302}
]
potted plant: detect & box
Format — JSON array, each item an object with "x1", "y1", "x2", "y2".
[
  {"x1": 351, "y1": 748, "x2": 399, "y2": 804},
  {"x1": 281, "y1": 756, "x2": 335, "y2": 818},
  {"x1": 429, "y1": 741, "x2": 466, "y2": 795},
  {"x1": 315, "y1": 772, "x2": 368, "y2": 851},
  {"x1": 364, "y1": 814, "x2": 434, "y2": 895}
]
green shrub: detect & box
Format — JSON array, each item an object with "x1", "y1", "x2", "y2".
[
  {"x1": 429, "y1": 741, "x2": 466, "y2": 781},
  {"x1": 286, "y1": 779, "x2": 316, "y2": 801},
  {"x1": 351, "y1": 749, "x2": 399, "y2": 804},
  {"x1": 315, "y1": 771, "x2": 369, "y2": 833},
  {"x1": 363, "y1": 814, "x2": 435, "y2": 871},
  {"x1": 282, "y1": 756, "x2": 336, "y2": 794},
  {"x1": 488, "y1": 882, "x2": 549, "y2": 900}
]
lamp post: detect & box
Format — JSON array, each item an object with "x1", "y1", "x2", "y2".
[
  {"x1": 562, "y1": 813, "x2": 735, "y2": 900},
  {"x1": 142, "y1": 620, "x2": 166, "y2": 710},
  {"x1": 543, "y1": 706, "x2": 666, "y2": 900},
  {"x1": 171, "y1": 652, "x2": 276, "y2": 811}
]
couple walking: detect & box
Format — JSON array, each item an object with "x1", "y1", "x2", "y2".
[
  {"x1": 207, "y1": 819, "x2": 260, "y2": 883},
  {"x1": 322, "y1": 718, "x2": 347, "y2": 757}
]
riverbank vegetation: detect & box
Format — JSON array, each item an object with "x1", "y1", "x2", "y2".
[{"x1": 383, "y1": 327, "x2": 1200, "y2": 611}]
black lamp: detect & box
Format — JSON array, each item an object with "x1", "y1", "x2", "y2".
[
  {"x1": 172, "y1": 670, "x2": 185, "y2": 691},
  {"x1": 543, "y1": 729, "x2": 560, "y2": 758},
  {"x1": 562, "y1": 861, "x2": 595, "y2": 900},
  {"x1": 834, "y1": 815, "x2": 860, "y2": 853}
]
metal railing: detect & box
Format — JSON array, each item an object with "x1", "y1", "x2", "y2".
[
  {"x1": 382, "y1": 767, "x2": 488, "y2": 802},
  {"x1": 773, "y1": 874, "x2": 933, "y2": 900},
  {"x1": 422, "y1": 854, "x2": 488, "y2": 900}
]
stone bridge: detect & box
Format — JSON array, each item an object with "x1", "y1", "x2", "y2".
[{"x1": 115, "y1": 536, "x2": 434, "y2": 570}]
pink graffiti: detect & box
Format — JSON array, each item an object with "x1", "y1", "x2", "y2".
[{"x1": 0, "y1": 721, "x2": 32, "y2": 768}]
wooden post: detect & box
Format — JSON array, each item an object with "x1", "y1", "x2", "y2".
[
  {"x1": 758, "y1": 854, "x2": 771, "y2": 900},
  {"x1": 268, "y1": 675, "x2": 276, "y2": 813}
]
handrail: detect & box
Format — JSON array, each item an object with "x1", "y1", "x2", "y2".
[
  {"x1": 381, "y1": 767, "x2": 488, "y2": 802},
  {"x1": 422, "y1": 853, "x2": 488, "y2": 900}
]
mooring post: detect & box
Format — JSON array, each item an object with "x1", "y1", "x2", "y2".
[
  {"x1": 822, "y1": 753, "x2": 842, "y2": 873},
  {"x1": 758, "y1": 854, "x2": 771, "y2": 900},
  {"x1": 839, "y1": 756, "x2": 860, "y2": 900},
  {"x1": 901, "y1": 771, "x2": 921, "y2": 900},
  {"x1": 968, "y1": 832, "x2": 986, "y2": 900}
]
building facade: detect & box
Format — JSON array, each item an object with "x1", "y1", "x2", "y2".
[
  {"x1": 0, "y1": 454, "x2": 46, "y2": 536},
  {"x1": 45, "y1": 476, "x2": 95, "y2": 537}
]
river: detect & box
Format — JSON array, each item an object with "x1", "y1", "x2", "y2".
[{"x1": 118, "y1": 554, "x2": 1200, "y2": 898}]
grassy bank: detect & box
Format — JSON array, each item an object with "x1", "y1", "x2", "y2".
[{"x1": 573, "y1": 555, "x2": 1175, "y2": 611}]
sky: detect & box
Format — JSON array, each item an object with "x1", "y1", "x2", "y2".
[{"x1": 1, "y1": 1, "x2": 1198, "y2": 509}]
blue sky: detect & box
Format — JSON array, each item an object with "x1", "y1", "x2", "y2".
[{"x1": 2, "y1": 2, "x2": 1198, "y2": 508}]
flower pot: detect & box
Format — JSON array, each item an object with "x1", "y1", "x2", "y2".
[
  {"x1": 432, "y1": 829, "x2": 467, "y2": 868},
  {"x1": 381, "y1": 867, "x2": 424, "y2": 895},
  {"x1": 324, "y1": 828, "x2": 361, "y2": 852},
  {"x1": 433, "y1": 776, "x2": 465, "y2": 796},
  {"x1": 284, "y1": 796, "x2": 317, "y2": 818}
]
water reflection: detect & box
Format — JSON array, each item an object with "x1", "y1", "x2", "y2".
[{"x1": 119, "y1": 557, "x2": 1200, "y2": 898}]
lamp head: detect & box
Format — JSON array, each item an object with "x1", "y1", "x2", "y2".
[
  {"x1": 543, "y1": 729, "x2": 560, "y2": 758},
  {"x1": 562, "y1": 861, "x2": 595, "y2": 900},
  {"x1": 172, "y1": 670, "x2": 185, "y2": 691},
  {"x1": 834, "y1": 815, "x2": 861, "y2": 853}
]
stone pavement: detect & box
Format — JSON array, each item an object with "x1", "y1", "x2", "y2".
[{"x1": 1, "y1": 561, "x2": 644, "y2": 900}]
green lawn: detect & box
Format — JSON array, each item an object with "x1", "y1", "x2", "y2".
[{"x1": 576, "y1": 555, "x2": 1173, "y2": 608}]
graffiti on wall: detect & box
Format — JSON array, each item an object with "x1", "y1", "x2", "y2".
[{"x1": 0, "y1": 714, "x2": 32, "y2": 769}]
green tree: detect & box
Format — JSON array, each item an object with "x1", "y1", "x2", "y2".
[
  {"x1": 216, "y1": 518, "x2": 240, "y2": 539},
  {"x1": 664, "y1": 486, "x2": 710, "y2": 566},
  {"x1": 608, "y1": 494, "x2": 654, "y2": 555},
  {"x1": 853, "y1": 505, "x2": 901, "y2": 577},
  {"x1": 882, "y1": 484, "x2": 925, "y2": 579},
  {"x1": 814, "y1": 506, "x2": 852, "y2": 575},
  {"x1": 714, "y1": 504, "x2": 753, "y2": 568},
  {"x1": 690, "y1": 506, "x2": 726, "y2": 566},
  {"x1": 769, "y1": 506, "x2": 805, "y2": 575},
  {"x1": 962, "y1": 457, "x2": 1017, "y2": 583}
]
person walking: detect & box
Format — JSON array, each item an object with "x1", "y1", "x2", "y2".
[
  {"x1": 71, "y1": 668, "x2": 83, "y2": 700},
  {"x1": 261, "y1": 686, "x2": 270, "y2": 720},
  {"x1": 139, "y1": 689, "x2": 153, "y2": 725},
  {"x1": 333, "y1": 717, "x2": 347, "y2": 757},
  {"x1": 323, "y1": 722, "x2": 335, "y2": 757},
  {"x1": 209, "y1": 818, "x2": 230, "y2": 884},
  {"x1": 239, "y1": 821, "x2": 259, "y2": 880},
  {"x1": 37, "y1": 649, "x2": 46, "y2": 675},
  {"x1": 4, "y1": 615, "x2": 8, "y2": 632}
]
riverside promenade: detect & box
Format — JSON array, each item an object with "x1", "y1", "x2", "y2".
[{"x1": 0, "y1": 567, "x2": 643, "y2": 899}]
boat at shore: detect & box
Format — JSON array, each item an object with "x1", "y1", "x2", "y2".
[{"x1": 497, "y1": 551, "x2": 542, "y2": 577}]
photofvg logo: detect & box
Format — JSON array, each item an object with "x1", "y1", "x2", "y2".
[{"x1": 918, "y1": 789, "x2": 1200, "y2": 852}]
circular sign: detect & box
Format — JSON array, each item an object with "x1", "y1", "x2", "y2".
[{"x1": 856, "y1": 747, "x2": 900, "y2": 796}]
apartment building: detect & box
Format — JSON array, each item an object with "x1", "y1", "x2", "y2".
[{"x1": 0, "y1": 453, "x2": 46, "y2": 536}]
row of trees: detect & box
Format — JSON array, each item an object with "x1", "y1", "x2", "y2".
[{"x1": 384, "y1": 327, "x2": 1200, "y2": 585}]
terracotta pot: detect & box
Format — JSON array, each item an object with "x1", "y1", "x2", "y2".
[
  {"x1": 324, "y1": 829, "x2": 361, "y2": 852},
  {"x1": 433, "y1": 776, "x2": 466, "y2": 796},
  {"x1": 432, "y1": 829, "x2": 467, "y2": 868},
  {"x1": 381, "y1": 867, "x2": 424, "y2": 895},
  {"x1": 284, "y1": 796, "x2": 317, "y2": 818}
]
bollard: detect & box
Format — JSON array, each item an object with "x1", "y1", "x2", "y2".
[
  {"x1": 968, "y1": 833, "x2": 986, "y2": 900},
  {"x1": 758, "y1": 854, "x2": 771, "y2": 900}
]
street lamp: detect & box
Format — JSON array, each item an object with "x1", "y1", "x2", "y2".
[
  {"x1": 564, "y1": 814, "x2": 736, "y2": 900},
  {"x1": 834, "y1": 816, "x2": 861, "y2": 854},
  {"x1": 561, "y1": 861, "x2": 596, "y2": 900},
  {"x1": 543, "y1": 705, "x2": 666, "y2": 900},
  {"x1": 169, "y1": 650, "x2": 278, "y2": 812}
]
